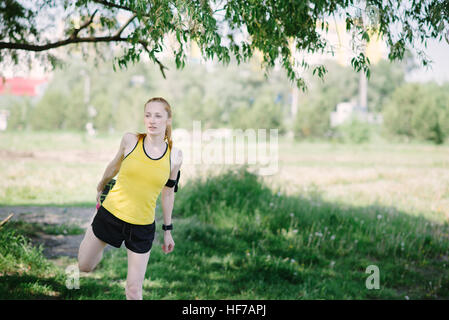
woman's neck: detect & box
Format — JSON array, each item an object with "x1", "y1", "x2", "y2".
[{"x1": 145, "y1": 133, "x2": 165, "y2": 149}]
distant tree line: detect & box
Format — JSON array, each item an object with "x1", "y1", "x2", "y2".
[{"x1": 2, "y1": 56, "x2": 448, "y2": 145}]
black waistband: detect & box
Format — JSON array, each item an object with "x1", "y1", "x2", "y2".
[{"x1": 99, "y1": 205, "x2": 155, "y2": 227}]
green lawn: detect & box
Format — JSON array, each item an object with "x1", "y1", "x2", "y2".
[{"x1": 1, "y1": 131, "x2": 448, "y2": 299}]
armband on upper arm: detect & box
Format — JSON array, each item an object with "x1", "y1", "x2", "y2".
[{"x1": 165, "y1": 170, "x2": 180, "y2": 192}]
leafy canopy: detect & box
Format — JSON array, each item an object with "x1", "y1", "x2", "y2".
[{"x1": 1, "y1": 0, "x2": 448, "y2": 89}]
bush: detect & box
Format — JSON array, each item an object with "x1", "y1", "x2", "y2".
[
  {"x1": 174, "y1": 166, "x2": 274, "y2": 224},
  {"x1": 230, "y1": 94, "x2": 285, "y2": 133},
  {"x1": 335, "y1": 116, "x2": 373, "y2": 144},
  {"x1": 382, "y1": 83, "x2": 449, "y2": 144},
  {"x1": 293, "y1": 96, "x2": 334, "y2": 140}
]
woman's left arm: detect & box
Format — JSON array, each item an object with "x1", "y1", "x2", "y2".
[{"x1": 160, "y1": 149, "x2": 183, "y2": 253}]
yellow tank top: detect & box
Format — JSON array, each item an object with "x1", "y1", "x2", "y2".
[{"x1": 102, "y1": 134, "x2": 171, "y2": 225}]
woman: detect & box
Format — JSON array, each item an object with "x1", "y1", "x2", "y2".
[{"x1": 78, "y1": 97, "x2": 183, "y2": 300}]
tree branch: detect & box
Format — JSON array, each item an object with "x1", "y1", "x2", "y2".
[
  {"x1": 92, "y1": 0, "x2": 159, "y2": 20},
  {"x1": 0, "y1": 11, "x2": 138, "y2": 52},
  {"x1": 91, "y1": 0, "x2": 133, "y2": 12},
  {"x1": 0, "y1": 213, "x2": 14, "y2": 228},
  {"x1": 113, "y1": 13, "x2": 137, "y2": 38},
  {"x1": 139, "y1": 40, "x2": 169, "y2": 79},
  {"x1": 71, "y1": 9, "x2": 99, "y2": 39},
  {"x1": 0, "y1": 35, "x2": 129, "y2": 52}
]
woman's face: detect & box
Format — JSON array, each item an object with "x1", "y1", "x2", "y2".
[{"x1": 144, "y1": 101, "x2": 171, "y2": 137}]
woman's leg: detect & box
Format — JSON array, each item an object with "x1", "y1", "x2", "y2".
[
  {"x1": 78, "y1": 225, "x2": 107, "y2": 272},
  {"x1": 125, "y1": 249, "x2": 151, "y2": 300}
]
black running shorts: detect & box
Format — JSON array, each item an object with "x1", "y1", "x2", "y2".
[{"x1": 91, "y1": 205, "x2": 156, "y2": 254}]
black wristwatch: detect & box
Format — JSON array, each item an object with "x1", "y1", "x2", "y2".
[{"x1": 162, "y1": 224, "x2": 173, "y2": 231}]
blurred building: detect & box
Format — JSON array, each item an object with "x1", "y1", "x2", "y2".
[
  {"x1": 0, "y1": 77, "x2": 48, "y2": 131},
  {"x1": 330, "y1": 102, "x2": 383, "y2": 127},
  {"x1": 0, "y1": 77, "x2": 48, "y2": 97},
  {"x1": 0, "y1": 109, "x2": 9, "y2": 131}
]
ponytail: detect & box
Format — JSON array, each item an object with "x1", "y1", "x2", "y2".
[{"x1": 165, "y1": 124, "x2": 173, "y2": 150}]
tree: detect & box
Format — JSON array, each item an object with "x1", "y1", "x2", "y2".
[
  {"x1": 382, "y1": 83, "x2": 449, "y2": 144},
  {"x1": 293, "y1": 60, "x2": 359, "y2": 139},
  {"x1": 367, "y1": 59, "x2": 407, "y2": 113},
  {"x1": 1, "y1": 0, "x2": 448, "y2": 90}
]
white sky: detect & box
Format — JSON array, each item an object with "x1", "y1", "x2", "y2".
[{"x1": 406, "y1": 38, "x2": 449, "y2": 84}]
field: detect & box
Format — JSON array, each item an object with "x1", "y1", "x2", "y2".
[{"x1": 1, "y1": 130, "x2": 449, "y2": 299}]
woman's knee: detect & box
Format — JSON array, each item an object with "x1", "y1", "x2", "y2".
[
  {"x1": 78, "y1": 258, "x2": 95, "y2": 272},
  {"x1": 78, "y1": 262, "x2": 92, "y2": 273},
  {"x1": 78, "y1": 255, "x2": 96, "y2": 273}
]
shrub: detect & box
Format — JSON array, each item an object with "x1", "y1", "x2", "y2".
[
  {"x1": 382, "y1": 83, "x2": 449, "y2": 144},
  {"x1": 335, "y1": 116, "x2": 373, "y2": 144}
]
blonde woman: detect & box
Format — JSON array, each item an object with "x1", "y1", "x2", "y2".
[{"x1": 78, "y1": 97, "x2": 183, "y2": 300}]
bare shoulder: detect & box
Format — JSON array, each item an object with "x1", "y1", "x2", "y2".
[
  {"x1": 170, "y1": 146, "x2": 183, "y2": 167},
  {"x1": 123, "y1": 132, "x2": 138, "y2": 147}
]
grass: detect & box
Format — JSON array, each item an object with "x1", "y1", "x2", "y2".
[
  {"x1": 0, "y1": 226, "x2": 65, "y2": 299},
  {"x1": 0, "y1": 224, "x2": 124, "y2": 299},
  {"x1": 1, "y1": 130, "x2": 448, "y2": 224},
  {"x1": 1, "y1": 168, "x2": 448, "y2": 299},
  {"x1": 170, "y1": 168, "x2": 449, "y2": 299},
  {"x1": 1, "y1": 130, "x2": 449, "y2": 299}
]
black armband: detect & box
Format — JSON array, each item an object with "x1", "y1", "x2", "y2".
[
  {"x1": 165, "y1": 170, "x2": 180, "y2": 192},
  {"x1": 100, "y1": 178, "x2": 116, "y2": 203}
]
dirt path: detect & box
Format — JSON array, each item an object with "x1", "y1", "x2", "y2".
[
  {"x1": 0, "y1": 206, "x2": 95, "y2": 227},
  {"x1": 0, "y1": 206, "x2": 98, "y2": 259},
  {"x1": 1, "y1": 205, "x2": 167, "y2": 260}
]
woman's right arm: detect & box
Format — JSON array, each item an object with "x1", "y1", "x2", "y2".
[{"x1": 96, "y1": 133, "x2": 130, "y2": 194}]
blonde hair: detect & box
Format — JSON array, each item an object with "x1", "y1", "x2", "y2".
[{"x1": 136, "y1": 97, "x2": 173, "y2": 150}]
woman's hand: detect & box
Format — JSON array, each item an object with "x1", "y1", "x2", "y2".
[{"x1": 162, "y1": 231, "x2": 175, "y2": 254}]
